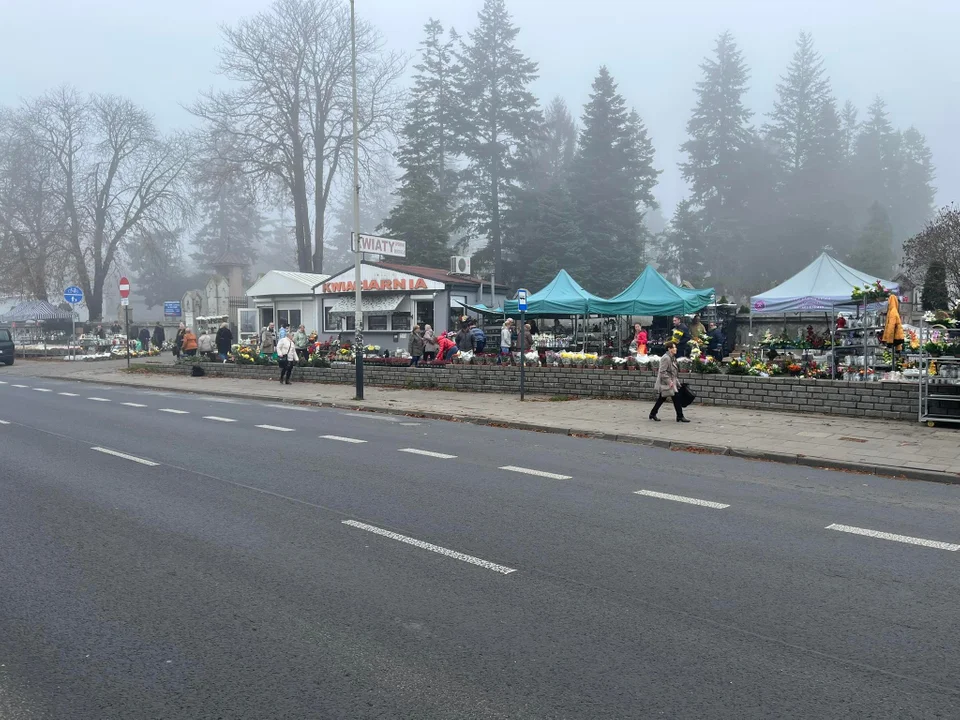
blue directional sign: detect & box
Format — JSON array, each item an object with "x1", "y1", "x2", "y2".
[
  {"x1": 517, "y1": 288, "x2": 528, "y2": 312},
  {"x1": 163, "y1": 301, "x2": 182, "y2": 317},
  {"x1": 64, "y1": 286, "x2": 83, "y2": 304}
]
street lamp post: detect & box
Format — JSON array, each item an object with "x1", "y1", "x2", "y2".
[{"x1": 350, "y1": 0, "x2": 363, "y2": 400}]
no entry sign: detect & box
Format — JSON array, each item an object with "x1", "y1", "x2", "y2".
[{"x1": 119, "y1": 277, "x2": 131, "y2": 299}]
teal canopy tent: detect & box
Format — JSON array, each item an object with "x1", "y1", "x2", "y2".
[
  {"x1": 588, "y1": 265, "x2": 714, "y2": 316},
  {"x1": 502, "y1": 269, "x2": 604, "y2": 316},
  {"x1": 456, "y1": 301, "x2": 505, "y2": 316}
]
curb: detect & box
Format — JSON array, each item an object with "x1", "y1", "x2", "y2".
[{"x1": 37, "y1": 372, "x2": 960, "y2": 487}]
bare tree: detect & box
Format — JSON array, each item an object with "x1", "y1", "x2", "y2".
[
  {"x1": 190, "y1": 0, "x2": 404, "y2": 273},
  {"x1": 902, "y1": 204, "x2": 960, "y2": 299},
  {"x1": 22, "y1": 87, "x2": 191, "y2": 319}
]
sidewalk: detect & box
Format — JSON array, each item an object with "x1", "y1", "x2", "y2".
[{"x1": 16, "y1": 359, "x2": 960, "y2": 485}]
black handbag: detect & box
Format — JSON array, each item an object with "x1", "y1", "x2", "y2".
[{"x1": 678, "y1": 382, "x2": 696, "y2": 407}]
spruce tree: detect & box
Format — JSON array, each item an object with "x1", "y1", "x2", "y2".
[
  {"x1": 921, "y1": 260, "x2": 950, "y2": 311},
  {"x1": 455, "y1": 0, "x2": 541, "y2": 278},
  {"x1": 569, "y1": 66, "x2": 660, "y2": 295},
  {"x1": 767, "y1": 32, "x2": 832, "y2": 174},
  {"x1": 520, "y1": 183, "x2": 585, "y2": 291},
  {"x1": 838, "y1": 100, "x2": 859, "y2": 160},
  {"x1": 660, "y1": 200, "x2": 707, "y2": 287},
  {"x1": 847, "y1": 201, "x2": 895, "y2": 280},
  {"x1": 896, "y1": 127, "x2": 936, "y2": 241},
  {"x1": 190, "y1": 176, "x2": 263, "y2": 276},
  {"x1": 381, "y1": 20, "x2": 460, "y2": 267},
  {"x1": 853, "y1": 96, "x2": 898, "y2": 219}
]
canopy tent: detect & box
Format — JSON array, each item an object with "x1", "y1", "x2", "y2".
[
  {"x1": 588, "y1": 265, "x2": 714, "y2": 316},
  {"x1": 456, "y1": 301, "x2": 505, "y2": 316},
  {"x1": 750, "y1": 253, "x2": 899, "y2": 314},
  {"x1": 502, "y1": 270, "x2": 604, "y2": 316},
  {"x1": 0, "y1": 300, "x2": 74, "y2": 323}
]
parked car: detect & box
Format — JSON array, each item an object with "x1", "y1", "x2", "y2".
[{"x1": 0, "y1": 326, "x2": 13, "y2": 365}]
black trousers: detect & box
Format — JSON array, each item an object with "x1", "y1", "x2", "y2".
[
  {"x1": 651, "y1": 393, "x2": 684, "y2": 419},
  {"x1": 279, "y1": 359, "x2": 293, "y2": 383}
]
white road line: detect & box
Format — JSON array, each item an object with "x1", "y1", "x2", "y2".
[
  {"x1": 91, "y1": 447, "x2": 159, "y2": 467},
  {"x1": 203, "y1": 416, "x2": 236, "y2": 423},
  {"x1": 826, "y1": 523, "x2": 960, "y2": 552},
  {"x1": 633, "y1": 490, "x2": 730, "y2": 509},
  {"x1": 33, "y1": 388, "x2": 52, "y2": 392},
  {"x1": 265, "y1": 403, "x2": 315, "y2": 412},
  {"x1": 398, "y1": 448, "x2": 457, "y2": 459},
  {"x1": 342, "y1": 412, "x2": 401, "y2": 423},
  {"x1": 11, "y1": 384, "x2": 28, "y2": 388},
  {"x1": 121, "y1": 402, "x2": 147, "y2": 408},
  {"x1": 399, "y1": 422, "x2": 422, "y2": 426},
  {"x1": 256, "y1": 424, "x2": 295, "y2": 432},
  {"x1": 319, "y1": 434, "x2": 366, "y2": 443},
  {"x1": 499, "y1": 465, "x2": 572, "y2": 480},
  {"x1": 158, "y1": 408, "x2": 189, "y2": 414},
  {"x1": 58, "y1": 392, "x2": 78, "y2": 397},
  {"x1": 0, "y1": 420, "x2": 9, "y2": 425},
  {"x1": 206, "y1": 397, "x2": 239, "y2": 404},
  {"x1": 88, "y1": 397, "x2": 111, "y2": 402},
  {"x1": 0, "y1": 380, "x2": 7, "y2": 384},
  {"x1": 342, "y1": 520, "x2": 516, "y2": 575}
]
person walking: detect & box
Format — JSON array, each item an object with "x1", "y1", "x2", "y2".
[
  {"x1": 180, "y1": 327, "x2": 198, "y2": 358},
  {"x1": 276, "y1": 332, "x2": 298, "y2": 384},
  {"x1": 499, "y1": 319, "x2": 514, "y2": 364},
  {"x1": 216, "y1": 322, "x2": 233, "y2": 363},
  {"x1": 260, "y1": 322, "x2": 277, "y2": 356},
  {"x1": 649, "y1": 341, "x2": 688, "y2": 422},
  {"x1": 152, "y1": 322, "x2": 165, "y2": 350},
  {"x1": 422, "y1": 325, "x2": 439, "y2": 362},
  {"x1": 173, "y1": 323, "x2": 186, "y2": 358},
  {"x1": 138, "y1": 325, "x2": 151, "y2": 354},
  {"x1": 293, "y1": 324, "x2": 308, "y2": 365},
  {"x1": 408, "y1": 325, "x2": 425, "y2": 366}
]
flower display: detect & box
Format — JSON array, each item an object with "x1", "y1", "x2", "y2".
[{"x1": 851, "y1": 280, "x2": 894, "y2": 303}]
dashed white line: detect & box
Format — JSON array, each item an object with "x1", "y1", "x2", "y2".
[
  {"x1": 342, "y1": 412, "x2": 401, "y2": 423},
  {"x1": 319, "y1": 434, "x2": 365, "y2": 443},
  {"x1": 158, "y1": 408, "x2": 189, "y2": 414},
  {"x1": 203, "y1": 416, "x2": 237, "y2": 423},
  {"x1": 499, "y1": 465, "x2": 572, "y2": 480},
  {"x1": 88, "y1": 397, "x2": 111, "y2": 402},
  {"x1": 265, "y1": 403, "x2": 315, "y2": 412},
  {"x1": 826, "y1": 523, "x2": 960, "y2": 552},
  {"x1": 58, "y1": 392, "x2": 78, "y2": 397},
  {"x1": 33, "y1": 388, "x2": 52, "y2": 393},
  {"x1": 122, "y1": 402, "x2": 147, "y2": 408},
  {"x1": 0, "y1": 420, "x2": 9, "y2": 425},
  {"x1": 633, "y1": 490, "x2": 730, "y2": 509},
  {"x1": 342, "y1": 520, "x2": 516, "y2": 575},
  {"x1": 91, "y1": 447, "x2": 159, "y2": 466},
  {"x1": 399, "y1": 422, "x2": 422, "y2": 426},
  {"x1": 398, "y1": 448, "x2": 457, "y2": 459},
  {"x1": 0, "y1": 380, "x2": 7, "y2": 384},
  {"x1": 11, "y1": 384, "x2": 28, "y2": 388},
  {"x1": 256, "y1": 424, "x2": 295, "y2": 432},
  {"x1": 206, "y1": 397, "x2": 239, "y2": 404}
]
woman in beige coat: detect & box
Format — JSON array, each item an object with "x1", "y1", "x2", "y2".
[{"x1": 650, "y1": 341, "x2": 689, "y2": 422}]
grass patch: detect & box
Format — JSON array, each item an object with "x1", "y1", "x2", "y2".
[{"x1": 548, "y1": 395, "x2": 577, "y2": 402}]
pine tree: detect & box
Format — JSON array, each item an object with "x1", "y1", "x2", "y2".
[
  {"x1": 853, "y1": 96, "x2": 898, "y2": 218},
  {"x1": 569, "y1": 66, "x2": 660, "y2": 295},
  {"x1": 921, "y1": 260, "x2": 950, "y2": 311},
  {"x1": 659, "y1": 200, "x2": 707, "y2": 287},
  {"x1": 680, "y1": 32, "x2": 753, "y2": 214},
  {"x1": 455, "y1": 0, "x2": 541, "y2": 278},
  {"x1": 839, "y1": 100, "x2": 859, "y2": 159},
  {"x1": 380, "y1": 20, "x2": 460, "y2": 268},
  {"x1": 847, "y1": 201, "x2": 895, "y2": 279},
  {"x1": 896, "y1": 127, "x2": 936, "y2": 241},
  {"x1": 519, "y1": 183, "x2": 585, "y2": 291},
  {"x1": 767, "y1": 32, "x2": 832, "y2": 174},
  {"x1": 190, "y1": 176, "x2": 263, "y2": 275}
]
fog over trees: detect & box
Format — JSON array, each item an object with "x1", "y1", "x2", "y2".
[{"x1": 0, "y1": 0, "x2": 952, "y2": 316}]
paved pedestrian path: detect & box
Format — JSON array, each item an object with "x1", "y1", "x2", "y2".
[{"x1": 7, "y1": 358, "x2": 959, "y2": 484}]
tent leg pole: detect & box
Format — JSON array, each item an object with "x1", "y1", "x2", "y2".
[{"x1": 831, "y1": 304, "x2": 836, "y2": 381}]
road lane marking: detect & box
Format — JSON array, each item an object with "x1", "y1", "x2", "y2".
[
  {"x1": 825, "y1": 523, "x2": 960, "y2": 552},
  {"x1": 633, "y1": 490, "x2": 730, "y2": 509},
  {"x1": 257, "y1": 424, "x2": 295, "y2": 432},
  {"x1": 342, "y1": 520, "x2": 516, "y2": 575},
  {"x1": 88, "y1": 397, "x2": 111, "y2": 402},
  {"x1": 342, "y1": 412, "x2": 401, "y2": 422},
  {"x1": 319, "y1": 434, "x2": 366, "y2": 443},
  {"x1": 265, "y1": 403, "x2": 314, "y2": 412},
  {"x1": 58, "y1": 392, "x2": 78, "y2": 397},
  {"x1": 12, "y1": 384, "x2": 28, "y2": 388},
  {"x1": 33, "y1": 388, "x2": 52, "y2": 392},
  {"x1": 0, "y1": 381, "x2": 7, "y2": 384},
  {"x1": 122, "y1": 402, "x2": 147, "y2": 407},
  {"x1": 158, "y1": 408, "x2": 189, "y2": 414},
  {"x1": 399, "y1": 422, "x2": 422, "y2": 426},
  {"x1": 91, "y1": 447, "x2": 159, "y2": 466},
  {"x1": 203, "y1": 416, "x2": 236, "y2": 423},
  {"x1": 499, "y1": 465, "x2": 572, "y2": 480},
  {"x1": 0, "y1": 420, "x2": 9, "y2": 425},
  {"x1": 206, "y1": 397, "x2": 239, "y2": 404},
  {"x1": 398, "y1": 448, "x2": 457, "y2": 459}
]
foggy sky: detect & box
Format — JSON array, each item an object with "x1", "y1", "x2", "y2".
[{"x1": 2, "y1": 0, "x2": 958, "y2": 220}]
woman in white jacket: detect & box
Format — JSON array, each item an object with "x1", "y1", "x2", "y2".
[{"x1": 276, "y1": 334, "x2": 298, "y2": 385}]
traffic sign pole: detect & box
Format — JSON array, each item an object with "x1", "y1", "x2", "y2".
[
  {"x1": 63, "y1": 286, "x2": 84, "y2": 360},
  {"x1": 119, "y1": 277, "x2": 131, "y2": 368},
  {"x1": 517, "y1": 289, "x2": 528, "y2": 401}
]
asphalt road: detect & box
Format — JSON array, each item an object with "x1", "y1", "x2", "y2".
[{"x1": 1, "y1": 375, "x2": 959, "y2": 719}]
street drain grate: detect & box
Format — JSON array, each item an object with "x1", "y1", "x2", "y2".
[{"x1": 838, "y1": 436, "x2": 868, "y2": 443}]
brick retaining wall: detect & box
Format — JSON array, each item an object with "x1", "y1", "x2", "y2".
[{"x1": 149, "y1": 362, "x2": 920, "y2": 421}]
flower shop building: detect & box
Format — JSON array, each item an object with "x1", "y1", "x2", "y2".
[{"x1": 316, "y1": 261, "x2": 507, "y2": 352}]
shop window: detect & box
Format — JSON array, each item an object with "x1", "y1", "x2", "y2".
[
  {"x1": 415, "y1": 301, "x2": 434, "y2": 328},
  {"x1": 260, "y1": 307, "x2": 274, "y2": 328},
  {"x1": 278, "y1": 309, "x2": 301, "y2": 330},
  {"x1": 368, "y1": 315, "x2": 388, "y2": 331},
  {"x1": 325, "y1": 308, "x2": 354, "y2": 333},
  {"x1": 391, "y1": 313, "x2": 411, "y2": 331}
]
